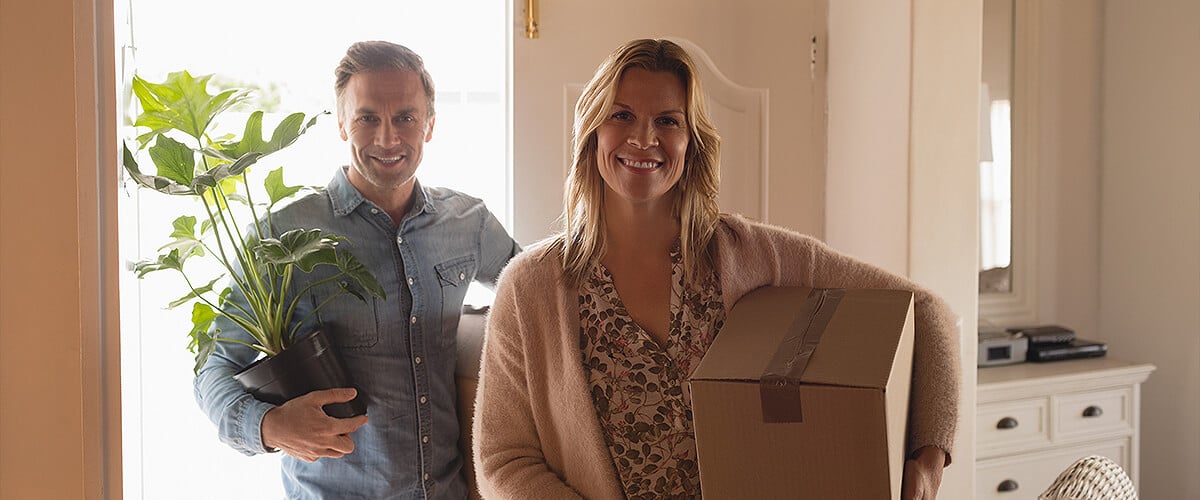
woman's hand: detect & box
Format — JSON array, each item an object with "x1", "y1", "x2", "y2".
[{"x1": 902, "y1": 446, "x2": 947, "y2": 499}]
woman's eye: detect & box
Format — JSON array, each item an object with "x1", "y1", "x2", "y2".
[
  {"x1": 657, "y1": 117, "x2": 681, "y2": 127},
  {"x1": 611, "y1": 111, "x2": 633, "y2": 121}
]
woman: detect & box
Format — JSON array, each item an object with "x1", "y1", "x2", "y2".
[{"x1": 474, "y1": 39, "x2": 959, "y2": 499}]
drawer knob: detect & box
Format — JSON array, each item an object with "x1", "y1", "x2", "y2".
[
  {"x1": 996, "y1": 417, "x2": 1019, "y2": 429},
  {"x1": 997, "y1": 479, "x2": 1019, "y2": 492},
  {"x1": 1083, "y1": 405, "x2": 1104, "y2": 418}
]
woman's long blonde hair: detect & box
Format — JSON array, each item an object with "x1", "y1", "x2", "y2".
[{"x1": 558, "y1": 38, "x2": 722, "y2": 286}]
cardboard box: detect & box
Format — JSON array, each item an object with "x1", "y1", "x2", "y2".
[{"x1": 690, "y1": 287, "x2": 915, "y2": 499}]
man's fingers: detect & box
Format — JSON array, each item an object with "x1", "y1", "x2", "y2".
[
  {"x1": 303, "y1": 387, "x2": 358, "y2": 406},
  {"x1": 331, "y1": 414, "x2": 369, "y2": 435},
  {"x1": 328, "y1": 434, "x2": 356, "y2": 455}
]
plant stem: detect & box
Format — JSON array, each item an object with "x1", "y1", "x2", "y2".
[{"x1": 290, "y1": 287, "x2": 348, "y2": 342}]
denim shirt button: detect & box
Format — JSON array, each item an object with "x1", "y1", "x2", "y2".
[
  {"x1": 422, "y1": 435, "x2": 429, "y2": 443},
  {"x1": 420, "y1": 396, "x2": 427, "y2": 404},
  {"x1": 370, "y1": 208, "x2": 379, "y2": 214},
  {"x1": 410, "y1": 316, "x2": 417, "y2": 324},
  {"x1": 423, "y1": 473, "x2": 430, "y2": 481},
  {"x1": 407, "y1": 277, "x2": 414, "y2": 285},
  {"x1": 396, "y1": 236, "x2": 403, "y2": 245},
  {"x1": 415, "y1": 356, "x2": 422, "y2": 364},
  {"x1": 458, "y1": 272, "x2": 465, "y2": 281}
]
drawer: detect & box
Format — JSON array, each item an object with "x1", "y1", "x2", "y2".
[
  {"x1": 976, "y1": 438, "x2": 1129, "y2": 499},
  {"x1": 1054, "y1": 387, "x2": 1132, "y2": 440},
  {"x1": 977, "y1": 397, "x2": 1050, "y2": 455}
]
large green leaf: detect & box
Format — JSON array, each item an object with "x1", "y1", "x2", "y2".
[
  {"x1": 336, "y1": 249, "x2": 386, "y2": 300},
  {"x1": 133, "y1": 248, "x2": 185, "y2": 278},
  {"x1": 167, "y1": 276, "x2": 224, "y2": 309},
  {"x1": 168, "y1": 215, "x2": 198, "y2": 240},
  {"x1": 257, "y1": 229, "x2": 341, "y2": 269},
  {"x1": 148, "y1": 134, "x2": 196, "y2": 187},
  {"x1": 156, "y1": 215, "x2": 205, "y2": 258},
  {"x1": 212, "y1": 111, "x2": 322, "y2": 165},
  {"x1": 188, "y1": 302, "x2": 218, "y2": 374},
  {"x1": 132, "y1": 71, "x2": 249, "y2": 141},
  {"x1": 264, "y1": 167, "x2": 302, "y2": 207},
  {"x1": 123, "y1": 141, "x2": 196, "y2": 195}
]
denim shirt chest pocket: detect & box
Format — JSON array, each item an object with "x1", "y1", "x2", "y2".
[
  {"x1": 306, "y1": 271, "x2": 381, "y2": 349},
  {"x1": 433, "y1": 255, "x2": 476, "y2": 349}
]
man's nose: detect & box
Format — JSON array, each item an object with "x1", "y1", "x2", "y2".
[
  {"x1": 376, "y1": 121, "x2": 402, "y2": 147},
  {"x1": 627, "y1": 121, "x2": 657, "y2": 149}
]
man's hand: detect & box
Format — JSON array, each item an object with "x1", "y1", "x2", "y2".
[
  {"x1": 902, "y1": 446, "x2": 947, "y2": 500},
  {"x1": 261, "y1": 388, "x2": 369, "y2": 462}
]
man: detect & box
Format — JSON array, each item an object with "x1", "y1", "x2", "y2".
[{"x1": 194, "y1": 40, "x2": 520, "y2": 499}]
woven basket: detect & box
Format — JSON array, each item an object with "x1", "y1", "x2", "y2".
[{"x1": 1039, "y1": 455, "x2": 1138, "y2": 500}]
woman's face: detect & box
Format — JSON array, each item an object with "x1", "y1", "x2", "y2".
[{"x1": 595, "y1": 68, "x2": 690, "y2": 210}]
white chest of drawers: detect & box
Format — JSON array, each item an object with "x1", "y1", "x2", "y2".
[{"x1": 975, "y1": 358, "x2": 1155, "y2": 499}]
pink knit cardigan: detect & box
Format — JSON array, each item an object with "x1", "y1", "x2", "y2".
[{"x1": 473, "y1": 214, "x2": 961, "y2": 499}]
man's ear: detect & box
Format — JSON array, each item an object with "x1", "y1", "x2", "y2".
[
  {"x1": 424, "y1": 115, "x2": 436, "y2": 143},
  {"x1": 338, "y1": 113, "x2": 348, "y2": 141}
]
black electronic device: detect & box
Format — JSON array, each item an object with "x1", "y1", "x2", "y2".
[
  {"x1": 1007, "y1": 324, "x2": 1076, "y2": 346},
  {"x1": 1026, "y1": 338, "x2": 1107, "y2": 362}
]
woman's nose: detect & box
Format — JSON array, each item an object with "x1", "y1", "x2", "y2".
[{"x1": 627, "y1": 121, "x2": 657, "y2": 149}]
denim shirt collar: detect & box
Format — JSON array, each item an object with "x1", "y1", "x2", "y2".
[{"x1": 327, "y1": 166, "x2": 436, "y2": 218}]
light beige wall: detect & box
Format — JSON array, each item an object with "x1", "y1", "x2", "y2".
[
  {"x1": 826, "y1": 1, "x2": 911, "y2": 275},
  {"x1": 827, "y1": 1, "x2": 981, "y2": 497},
  {"x1": 981, "y1": 0, "x2": 1013, "y2": 100},
  {"x1": 909, "y1": 1, "x2": 982, "y2": 497},
  {"x1": 1035, "y1": 1, "x2": 1103, "y2": 347},
  {"x1": 1100, "y1": 0, "x2": 1200, "y2": 497},
  {"x1": 0, "y1": 0, "x2": 118, "y2": 498},
  {"x1": 513, "y1": 0, "x2": 828, "y2": 244}
]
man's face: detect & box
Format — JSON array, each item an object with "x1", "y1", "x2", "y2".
[{"x1": 338, "y1": 69, "x2": 435, "y2": 196}]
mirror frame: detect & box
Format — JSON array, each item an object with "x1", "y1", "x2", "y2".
[{"x1": 980, "y1": 0, "x2": 1039, "y2": 326}]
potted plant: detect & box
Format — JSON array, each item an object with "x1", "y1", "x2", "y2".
[{"x1": 122, "y1": 70, "x2": 385, "y2": 417}]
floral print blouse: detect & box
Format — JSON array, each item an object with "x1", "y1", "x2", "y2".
[{"x1": 579, "y1": 246, "x2": 726, "y2": 499}]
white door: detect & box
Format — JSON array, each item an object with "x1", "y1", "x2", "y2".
[{"x1": 511, "y1": 0, "x2": 829, "y2": 244}]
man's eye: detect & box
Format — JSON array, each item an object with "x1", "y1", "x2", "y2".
[{"x1": 358, "y1": 116, "x2": 378, "y2": 123}]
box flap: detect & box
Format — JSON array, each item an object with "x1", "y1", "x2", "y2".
[
  {"x1": 691, "y1": 286, "x2": 914, "y2": 390},
  {"x1": 691, "y1": 286, "x2": 815, "y2": 382}
]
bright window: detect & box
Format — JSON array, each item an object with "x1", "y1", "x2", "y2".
[
  {"x1": 979, "y1": 99, "x2": 1012, "y2": 272},
  {"x1": 117, "y1": 2, "x2": 509, "y2": 498}
]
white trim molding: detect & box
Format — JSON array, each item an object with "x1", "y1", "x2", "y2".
[{"x1": 980, "y1": 0, "x2": 1040, "y2": 326}]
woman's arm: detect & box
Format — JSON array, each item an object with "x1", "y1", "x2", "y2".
[
  {"x1": 724, "y1": 217, "x2": 960, "y2": 462},
  {"x1": 472, "y1": 272, "x2": 584, "y2": 499},
  {"x1": 784, "y1": 233, "x2": 960, "y2": 462}
]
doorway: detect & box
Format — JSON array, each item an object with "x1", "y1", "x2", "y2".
[{"x1": 116, "y1": 1, "x2": 510, "y2": 497}]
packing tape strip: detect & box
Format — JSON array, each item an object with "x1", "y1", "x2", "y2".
[{"x1": 759, "y1": 288, "x2": 845, "y2": 423}]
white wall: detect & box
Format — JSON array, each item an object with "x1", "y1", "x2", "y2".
[
  {"x1": 1100, "y1": 0, "x2": 1200, "y2": 497},
  {"x1": 1032, "y1": 0, "x2": 1104, "y2": 349},
  {"x1": 827, "y1": 1, "x2": 981, "y2": 497},
  {"x1": 826, "y1": 1, "x2": 911, "y2": 275}
]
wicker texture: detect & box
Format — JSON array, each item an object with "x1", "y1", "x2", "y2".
[{"x1": 1039, "y1": 455, "x2": 1138, "y2": 500}]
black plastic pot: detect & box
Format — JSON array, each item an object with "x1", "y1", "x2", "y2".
[{"x1": 233, "y1": 330, "x2": 366, "y2": 418}]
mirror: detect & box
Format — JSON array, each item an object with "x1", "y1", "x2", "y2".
[
  {"x1": 980, "y1": 0, "x2": 1013, "y2": 295},
  {"x1": 979, "y1": 0, "x2": 1038, "y2": 325}
]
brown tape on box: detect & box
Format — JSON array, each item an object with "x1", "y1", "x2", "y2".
[{"x1": 759, "y1": 288, "x2": 845, "y2": 423}]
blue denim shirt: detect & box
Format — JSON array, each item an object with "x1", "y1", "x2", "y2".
[{"x1": 194, "y1": 167, "x2": 519, "y2": 499}]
